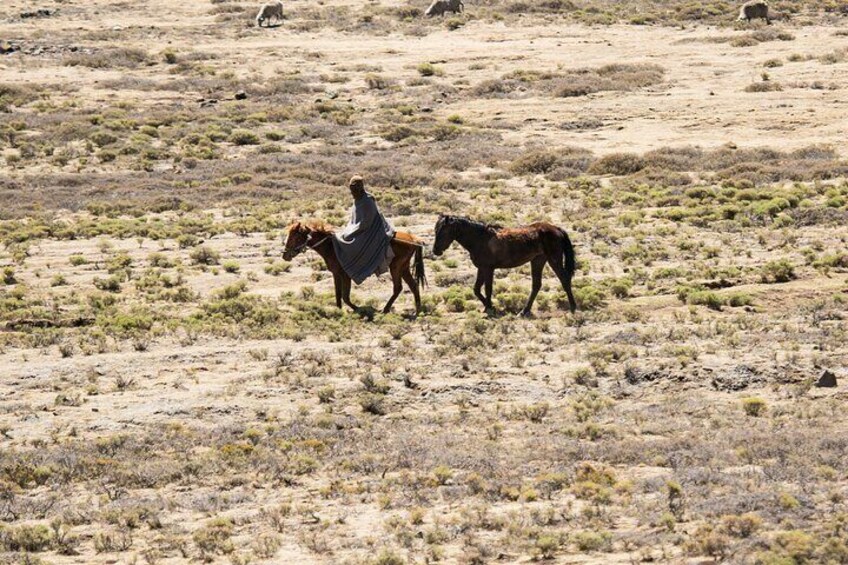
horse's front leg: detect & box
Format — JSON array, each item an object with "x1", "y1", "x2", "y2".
[
  {"x1": 332, "y1": 273, "x2": 342, "y2": 308},
  {"x1": 473, "y1": 269, "x2": 488, "y2": 309}
]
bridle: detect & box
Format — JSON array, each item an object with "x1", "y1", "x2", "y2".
[{"x1": 284, "y1": 232, "x2": 330, "y2": 257}]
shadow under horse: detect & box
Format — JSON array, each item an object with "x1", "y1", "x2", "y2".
[
  {"x1": 432, "y1": 215, "x2": 577, "y2": 316},
  {"x1": 283, "y1": 221, "x2": 427, "y2": 314}
]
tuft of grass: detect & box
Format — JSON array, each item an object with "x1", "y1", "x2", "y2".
[
  {"x1": 229, "y1": 129, "x2": 260, "y2": 145},
  {"x1": 745, "y1": 81, "x2": 783, "y2": 93},
  {"x1": 742, "y1": 397, "x2": 767, "y2": 417}
]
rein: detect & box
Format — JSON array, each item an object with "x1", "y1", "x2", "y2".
[
  {"x1": 286, "y1": 231, "x2": 426, "y2": 257},
  {"x1": 287, "y1": 234, "x2": 330, "y2": 255}
]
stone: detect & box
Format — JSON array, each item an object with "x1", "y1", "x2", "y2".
[{"x1": 815, "y1": 370, "x2": 837, "y2": 388}]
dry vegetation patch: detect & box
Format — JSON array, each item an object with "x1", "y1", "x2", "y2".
[{"x1": 1, "y1": 0, "x2": 847, "y2": 563}]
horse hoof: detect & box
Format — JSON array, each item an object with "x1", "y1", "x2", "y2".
[{"x1": 520, "y1": 310, "x2": 533, "y2": 318}]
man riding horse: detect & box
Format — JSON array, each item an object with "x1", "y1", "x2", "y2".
[
  {"x1": 334, "y1": 175, "x2": 396, "y2": 284},
  {"x1": 282, "y1": 175, "x2": 425, "y2": 313}
]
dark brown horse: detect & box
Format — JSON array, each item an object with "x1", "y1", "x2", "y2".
[
  {"x1": 283, "y1": 221, "x2": 426, "y2": 314},
  {"x1": 432, "y1": 215, "x2": 576, "y2": 315}
]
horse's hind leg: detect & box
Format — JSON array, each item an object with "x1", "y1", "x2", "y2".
[
  {"x1": 401, "y1": 268, "x2": 421, "y2": 314},
  {"x1": 546, "y1": 253, "x2": 576, "y2": 313},
  {"x1": 382, "y1": 264, "x2": 404, "y2": 314},
  {"x1": 522, "y1": 256, "x2": 546, "y2": 317},
  {"x1": 341, "y1": 276, "x2": 358, "y2": 311},
  {"x1": 484, "y1": 268, "x2": 495, "y2": 311}
]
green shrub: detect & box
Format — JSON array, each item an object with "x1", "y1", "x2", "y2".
[
  {"x1": 93, "y1": 275, "x2": 122, "y2": 292},
  {"x1": 373, "y1": 549, "x2": 406, "y2": 565},
  {"x1": 190, "y1": 246, "x2": 220, "y2": 266},
  {"x1": 1, "y1": 524, "x2": 53, "y2": 552},
  {"x1": 229, "y1": 129, "x2": 260, "y2": 145},
  {"x1": 535, "y1": 534, "x2": 561, "y2": 559},
  {"x1": 2, "y1": 267, "x2": 16, "y2": 285},
  {"x1": 608, "y1": 277, "x2": 633, "y2": 299},
  {"x1": 264, "y1": 261, "x2": 291, "y2": 276},
  {"x1": 417, "y1": 62, "x2": 438, "y2": 76},
  {"x1": 760, "y1": 259, "x2": 795, "y2": 283},
  {"x1": 687, "y1": 290, "x2": 723, "y2": 311},
  {"x1": 193, "y1": 518, "x2": 234, "y2": 556},
  {"x1": 572, "y1": 530, "x2": 612, "y2": 552},
  {"x1": 727, "y1": 293, "x2": 753, "y2": 307},
  {"x1": 573, "y1": 286, "x2": 606, "y2": 310},
  {"x1": 742, "y1": 397, "x2": 767, "y2": 417}
]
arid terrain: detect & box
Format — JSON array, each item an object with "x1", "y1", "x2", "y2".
[{"x1": 1, "y1": 0, "x2": 847, "y2": 563}]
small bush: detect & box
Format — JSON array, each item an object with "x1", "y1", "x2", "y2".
[
  {"x1": 535, "y1": 535, "x2": 561, "y2": 559},
  {"x1": 760, "y1": 259, "x2": 795, "y2": 283},
  {"x1": 687, "y1": 291, "x2": 723, "y2": 311},
  {"x1": 229, "y1": 129, "x2": 260, "y2": 145},
  {"x1": 190, "y1": 246, "x2": 220, "y2": 266},
  {"x1": 572, "y1": 531, "x2": 612, "y2": 552},
  {"x1": 744, "y1": 82, "x2": 783, "y2": 93},
  {"x1": 742, "y1": 397, "x2": 767, "y2": 417},
  {"x1": 1, "y1": 524, "x2": 53, "y2": 552},
  {"x1": 2, "y1": 267, "x2": 16, "y2": 285},
  {"x1": 588, "y1": 153, "x2": 646, "y2": 175},
  {"x1": 510, "y1": 149, "x2": 560, "y2": 175},
  {"x1": 93, "y1": 275, "x2": 122, "y2": 292},
  {"x1": 193, "y1": 518, "x2": 234, "y2": 556},
  {"x1": 417, "y1": 62, "x2": 440, "y2": 77},
  {"x1": 720, "y1": 513, "x2": 762, "y2": 538},
  {"x1": 360, "y1": 393, "x2": 387, "y2": 415},
  {"x1": 365, "y1": 74, "x2": 392, "y2": 90}
]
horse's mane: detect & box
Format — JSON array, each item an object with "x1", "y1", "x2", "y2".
[
  {"x1": 287, "y1": 219, "x2": 335, "y2": 234},
  {"x1": 442, "y1": 215, "x2": 502, "y2": 232}
]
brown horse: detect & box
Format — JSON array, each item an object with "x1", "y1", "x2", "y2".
[
  {"x1": 432, "y1": 215, "x2": 577, "y2": 316},
  {"x1": 283, "y1": 221, "x2": 426, "y2": 314}
]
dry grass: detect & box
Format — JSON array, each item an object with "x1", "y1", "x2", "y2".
[{"x1": 1, "y1": 1, "x2": 847, "y2": 563}]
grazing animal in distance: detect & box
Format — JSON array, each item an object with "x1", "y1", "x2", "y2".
[
  {"x1": 432, "y1": 215, "x2": 577, "y2": 316},
  {"x1": 256, "y1": 1, "x2": 284, "y2": 27},
  {"x1": 283, "y1": 221, "x2": 426, "y2": 314},
  {"x1": 425, "y1": 0, "x2": 464, "y2": 17},
  {"x1": 738, "y1": 0, "x2": 770, "y2": 24}
]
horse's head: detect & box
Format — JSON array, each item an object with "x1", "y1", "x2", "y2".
[
  {"x1": 432, "y1": 215, "x2": 456, "y2": 256},
  {"x1": 282, "y1": 222, "x2": 311, "y2": 261}
]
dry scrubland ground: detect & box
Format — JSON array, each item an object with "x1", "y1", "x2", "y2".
[{"x1": 1, "y1": 0, "x2": 848, "y2": 563}]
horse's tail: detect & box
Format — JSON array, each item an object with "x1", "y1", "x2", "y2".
[
  {"x1": 414, "y1": 245, "x2": 427, "y2": 289},
  {"x1": 559, "y1": 228, "x2": 577, "y2": 312}
]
